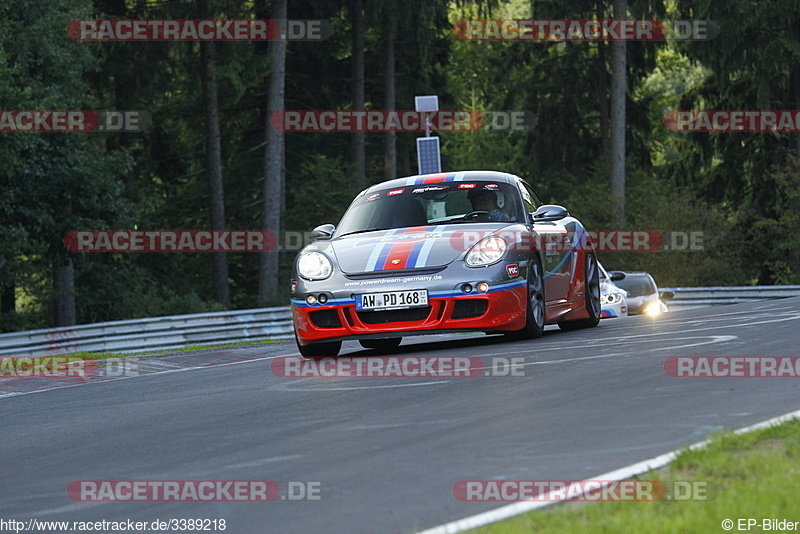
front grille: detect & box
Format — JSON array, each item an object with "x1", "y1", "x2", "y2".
[
  {"x1": 356, "y1": 307, "x2": 431, "y2": 324},
  {"x1": 309, "y1": 309, "x2": 342, "y2": 328},
  {"x1": 451, "y1": 299, "x2": 488, "y2": 319}
]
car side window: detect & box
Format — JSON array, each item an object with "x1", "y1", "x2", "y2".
[{"x1": 518, "y1": 181, "x2": 540, "y2": 221}]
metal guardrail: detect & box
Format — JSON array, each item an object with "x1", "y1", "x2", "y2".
[
  {"x1": 1, "y1": 286, "x2": 799, "y2": 358},
  {"x1": 0, "y1": 307, "x2": 293, "y2": 358},
  {"x1": 663, "y1": 285, "x2": 800, "y2": 311}
]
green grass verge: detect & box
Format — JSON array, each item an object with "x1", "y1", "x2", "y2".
[{"x1": 468, "y1": 418, "x2": 800, "y2": 533}]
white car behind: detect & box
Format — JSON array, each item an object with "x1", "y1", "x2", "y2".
[{"x1": 598, "y1": 261, "x2": 628, "y2": 318}]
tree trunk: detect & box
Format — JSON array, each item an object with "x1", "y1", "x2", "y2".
[
  {"x1": 596, "y1": 31, "x2": 611, "y2": 169},
  {"x1": 794, "y1": 82, "x2": 800, "y2": 163},
  {"x1": 790, "y1": 24, "x2": 800, "y2": 163},
  {"x1": 202, "y1": 38, "x2": 230, "y2": 307},
  {"x1": 610, "y1": 0, "x2": 627, "y2": 229},
  {"x1": 1, "y1": 283, "x2": 15, "y2": 314},
  {"x1": 258, "y1": 0, "x2": 288, "y2": 306},
  {"x1": 351, "y1": 0, "x2": 366, "y2": 187},
  {"x1": 53, "y1": 256, "x2": 76, "y2": 326},
  {"x1": 383, "y1": 25, "x2": 397, "y2": 181}
]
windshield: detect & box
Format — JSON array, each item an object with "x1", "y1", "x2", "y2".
[
  {"x1": 335, "y1": 181, "x2": 524, "y2": 236},
  {"x1": 614, "y1": 275, "x2": 657, "y2": 298}
]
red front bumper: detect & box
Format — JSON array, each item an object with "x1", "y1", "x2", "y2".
[{"x1": 293, "y1": 286, "x2": 527, "y2": 346}]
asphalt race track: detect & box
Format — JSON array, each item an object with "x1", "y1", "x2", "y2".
[{"x1": 2, "y1": 298, "x2": 800, "y2": 533}]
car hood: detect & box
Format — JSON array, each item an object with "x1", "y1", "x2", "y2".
[{"x1": 328, "y1": 224, "x2": 514, "y2": 275}]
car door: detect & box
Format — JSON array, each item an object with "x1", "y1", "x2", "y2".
[{"x1": 518, "y1": 181, "x2": 571, "y2": 302}]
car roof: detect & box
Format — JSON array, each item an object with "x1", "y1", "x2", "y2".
[{"x1": 364, "y1": 170, "x2": 522, "y2": 194}]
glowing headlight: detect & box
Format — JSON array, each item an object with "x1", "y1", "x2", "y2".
[
  {"x1": 465, "y1": 236, "x2": 507, "y2": 267},
  {"x1": 601, "y1": 293, "x2": 623, "y2": 305},
  {"x1": 297, "y1": 251, "x2": 333, "y2": 280},
  {"x1": 643, "y1": 302, "x2": 662, "y2": 316}
]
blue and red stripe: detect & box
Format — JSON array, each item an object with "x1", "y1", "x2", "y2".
[{"x1": 366, "y1": 226, "x2": 437, "y2": 271}]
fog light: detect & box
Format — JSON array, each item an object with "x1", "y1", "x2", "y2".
[
  {"x1": 305, "y1": 295, "x2": 317, "y2": 305},
  {"x1": 462, "y1": 283, "x2": 473, "y2": 294},
  {"x1": 477, "y1": 282, "x2": 489, "y2": 293},
  {"x1": 318, "y1": 294, "x2": 328, "y2": 304}
]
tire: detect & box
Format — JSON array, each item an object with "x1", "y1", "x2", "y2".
[
  {"x1": 558, "y1": 252, "x2": 601, "y2": 331},
  {"x1": 506, "y1": 257, "x2": 545, "y2": 340},
  {"x1": 359, "y1": 337, "x2": 402, "y2": 352},
  {"x1": 295, "y1": 332, "x2": 341, "y2": 358}
]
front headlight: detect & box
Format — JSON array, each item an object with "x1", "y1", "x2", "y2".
[
  {"x1": 643, "y1": 301, "x2": 662, "y2": 315},
  {"x1": 297, "y1": 251, "x2": 333, "y2": 280},
  {"x1": 601, "y1": 293, "x2": 622, "y2": 305},
  {"x1": 465, "y1": 236, "x2": 507, "y2": 267}
]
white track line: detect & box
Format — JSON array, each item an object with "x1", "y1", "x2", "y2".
[
  {"x1": 0, "y1": 353, "x2": 293, "y2": 400},
  {"x1": 416, "y1": 408, "x2": 800, "y2": 534}
]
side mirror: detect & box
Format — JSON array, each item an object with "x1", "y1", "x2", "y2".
[
  {"x1": 609, "y1": 271, "x2": 626, "y2": 282},
  {"x1": 310, "y1": 223, "x2": 335, "y2": 240},
  {"x1": 532, "y1": 204, "x2": 570, "y2": 222},
  {"x1": 660, "y1": 290, "x2": 675, "y2": 301}
]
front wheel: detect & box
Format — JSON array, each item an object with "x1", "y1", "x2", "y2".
[
  {"x1": 295, "y1": 332, "x2": 342, "y2": 358},
  {"x1": 558, "y1": 252, "x2": 601, "y2": 331},
  {"x1": 506, "y1": 257, "x2": 545, "y2": 340}
]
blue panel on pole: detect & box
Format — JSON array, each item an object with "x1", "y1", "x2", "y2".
[{"x1": 416, "y1": 137, "x2": 441, "y2": 175}]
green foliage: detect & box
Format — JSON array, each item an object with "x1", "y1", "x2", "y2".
[
  {"x1": 0, "y1": 0, "x2": 135, "y2": 327},
  {"x1": 666, "y1": 0, "x2": 800, "y2": 283},
  {"x1": 284, "y1": 153, "x2": 363, "y2": 230},
  {"x1": 470, "y1": 419, "x2": 800, "y2": 534},
  {"x1": 440, "y1": 90, "x2": 529, "y2": 176}
]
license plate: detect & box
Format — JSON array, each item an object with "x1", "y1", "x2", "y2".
[{"x1": 355, "y1": 290, "x2": 428, "y2": 311}]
